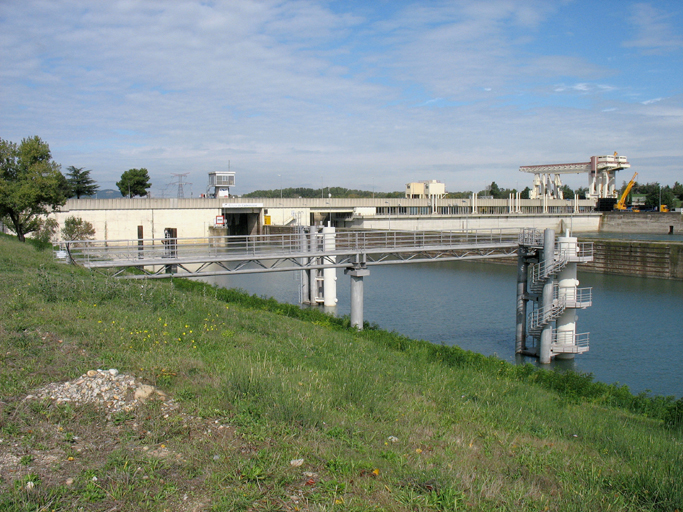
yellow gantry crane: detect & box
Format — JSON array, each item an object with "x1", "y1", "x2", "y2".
[{"x1": 614, "y1": 172, "x2": 638, "y2": 210}]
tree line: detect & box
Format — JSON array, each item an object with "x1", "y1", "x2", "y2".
[
  {"x1": 242, "y1": 179, "x2": 683, "y2": 205},
  {"x1": 1, "y1": 135, "x2": 153, "y2": 242},
  {"x1": 618, "y1": 180, "x2": 683, "y2": 209},
  {"x1": 242, "y1": 187, "x2": 405, "y2": 199}
]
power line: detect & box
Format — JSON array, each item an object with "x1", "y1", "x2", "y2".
[{"x1": 168, "y1": 173, "x2": 192, "y2": 198}]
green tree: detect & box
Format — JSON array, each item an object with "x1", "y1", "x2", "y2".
[
  {"x1": 659, "y1": 185, "x2": 676, "y2": 210},
  {"x1": 445, "y1": 190, "x2": 472, "y2": 199},
  {"x1": 117, "y1": 168, "x2": 151, "y2": 198},
  {"x1": 34, "y1": 217, "x2": 59, "y2": 246},
  {"x1": 673, "y1": 181, "x2": 683, "y2": 200},
  {"x1": 66, "y1": 166, "x2": 99, "y2": 198},
  {"x1": 61, "y1": 216, "x2": 96, "y2": 241},
  {"x1": 560, "y1": 184, "x2": 575, "y2": 199},
  {"x1": 520, "y1": 186, "x2": 531, "y2": 199},
  {"x1": 575, "y1": 187, "x2": 589, "y2": 200},
  {"x1": 631, "y1": 182, "x2": 671, "y2": 208},
  {"x1": 0, "y1": 136, "x2": 67, "y2": 242}
]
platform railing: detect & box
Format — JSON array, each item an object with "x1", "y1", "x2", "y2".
[
  {"x1": 551, "y1": 331, "x2": 590, "y2": 353},
  {"x1": 554, "y1": 286, "x2": 593, "y2": 309},
  {"x1": 518, "y1": 228, "x2": 544, "y2": 247},
  {"x1": 59, "y1": 228, "x2": 521, "y2": 267}
]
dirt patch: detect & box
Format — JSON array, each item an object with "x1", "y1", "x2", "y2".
[{"x1": 0, "y1": 368, "x2": 238, "y2": 511}]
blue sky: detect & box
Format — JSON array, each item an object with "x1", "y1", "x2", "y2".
[{"x1": 1, "y1": 0, "x2": 682, "y2": 196}]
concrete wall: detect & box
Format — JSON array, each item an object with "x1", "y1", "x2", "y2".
[
  {"x1": 600, "y1": 211, "x2": 683, "y2": 235},
  {"x1": 348, "y1": 213, "x2": 601, "y2": 233},
  {"x1": 53, "y1": 198, "x2": 223, "y2": 240},
  {"x1": 49, "y1": 196, "x2": 601, "y2": 242},
  {"x1": 580, "y1": 240, "x2": 683, "y2": 280}
]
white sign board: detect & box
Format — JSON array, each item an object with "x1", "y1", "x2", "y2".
[{"x1": 221, "y1": 203, "x2": 264, "y2": 208}]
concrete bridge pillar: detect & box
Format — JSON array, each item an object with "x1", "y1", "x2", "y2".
[
  {"x1": 322, "y1": 226, "x2": 337, "y2": 307},
  {"x1": 539, "y1": 228, "x2": 555, "y2": 364},
  {"x1": 345, "y1": 264, "x2": 370, "y2": 330},
  {"x1": 300, "y1": 227, "x2": 310, "y2": 304}
]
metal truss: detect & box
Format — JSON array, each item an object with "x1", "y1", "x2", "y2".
[
  {"x1": 109, "y1": 244, "x2": 518, "y2": 279},
  {"x1": 62, "y1": 229, "x2": 521, "y2": 280}
]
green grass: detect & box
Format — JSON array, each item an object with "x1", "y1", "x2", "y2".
[{"x1": 1, "y1": 233, "x2": 682, "y2": 511}]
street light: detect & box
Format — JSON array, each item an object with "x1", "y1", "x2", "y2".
[{"x1": 278, "y1": 174, "x2": 282, "y2": 200}]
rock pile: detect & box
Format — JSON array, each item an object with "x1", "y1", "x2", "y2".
[{"x1": 25, "y1": 369, "x2": 170, "y2": 413}]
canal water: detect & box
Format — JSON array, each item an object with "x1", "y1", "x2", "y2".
[{"x1": 203, "y1": 260, "x2": 683, "y2": 399}]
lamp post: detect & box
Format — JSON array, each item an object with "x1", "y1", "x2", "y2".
[{"x1": 278, "y1": 175, "x2": 282, "y2": 200}]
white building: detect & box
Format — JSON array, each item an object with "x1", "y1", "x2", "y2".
[{"x1": 405, "y1": 180, "x2": 446, "y2": 199}]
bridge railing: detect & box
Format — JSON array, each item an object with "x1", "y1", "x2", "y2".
[
  {"x1": 335, "y1": 229, "x2": 519, "y2": 251},
  {"x1": 518, "y1": 228, "x2": 544, "y2": 247},
  {"x1": 59, "y1": 228, "x2": 520, "y2": 266}
]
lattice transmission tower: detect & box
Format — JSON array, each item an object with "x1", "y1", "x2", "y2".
[{"x1": 169, "y1": 173, "x2": 192, "y2": 198}]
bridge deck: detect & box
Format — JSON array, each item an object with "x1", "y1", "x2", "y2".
[{"x1": 59, "y1": 229, "x2": 523, "y2": 278}]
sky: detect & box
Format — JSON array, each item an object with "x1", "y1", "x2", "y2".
[{"x1": 1, "y1": 0, "x2": 682, "y2": 197}]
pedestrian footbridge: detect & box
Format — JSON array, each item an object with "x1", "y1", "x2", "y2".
[
  {"x1": 58, "y1": 227, "x2": 592, "y2": 363},
  {"x1": 59, "y1": 228, "x2": 519, "y2": 278}
]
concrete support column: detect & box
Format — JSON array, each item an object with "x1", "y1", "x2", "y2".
[
  {"x1": 345, "y1": 264, "x2": 370, "y2": 330},
  {"x1": 300, "y1": 228, "x2": 310, "y2": 304},
  {"x1": 322, "y1": 226, "x2": 337, "y2": 307},
  {"x1": 556, "y1": 235, "x2": 579, "y2": 360},
  {"x1": 539, "y1": 228, "x2": 555, "y2": 364},
  {"x1": 515, "y1": 248, "x2": 528, "y2": 354},
  {"x1": 309, "y1": 229, "x2": 321, "y2": 304}
]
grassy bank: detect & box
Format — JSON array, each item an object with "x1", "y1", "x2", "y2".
[{"x1": 1, "y1": 235, "x2": 682, "y2": 511}]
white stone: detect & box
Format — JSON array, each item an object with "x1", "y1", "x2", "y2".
[{"x1": 134, "y1": 385, "x2": 155, "y2": 401}]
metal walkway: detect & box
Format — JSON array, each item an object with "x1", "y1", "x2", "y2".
[{"x1": 59, "y1": 229, "x2": 520, "y2": 279}]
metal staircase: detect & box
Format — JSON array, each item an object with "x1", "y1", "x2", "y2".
[
  {"x1": 528, "y1": 252, "x2": 568, "y2": 294},
  {"x1": 516, "y1": 229, "x2": 594, "y2": 362},
  {"x1": 527, "y1": 298, "x2": 566, "y2": 337}
]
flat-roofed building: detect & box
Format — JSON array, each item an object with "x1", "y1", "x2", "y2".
[{"x1": 405, "y1": 180, "x2": 445, "y2": 199}]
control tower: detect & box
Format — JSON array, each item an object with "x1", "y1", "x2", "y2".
[
  {"x1": 207, "y1": 171, "x2": 235, "y2": 198},
  {"x1": 520, "y1": 154, "x2": 630, "y2": 200}
]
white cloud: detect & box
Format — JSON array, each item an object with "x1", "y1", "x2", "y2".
[
  {"x1": 623, "y1": 3, "x2": 683, "y2": 54},
  {"x1": 553, "y1": 83, "x2": 616, "y2": 94},
  {"x1": 0, "y1": 0, "x2": 681, "y2": 194}
]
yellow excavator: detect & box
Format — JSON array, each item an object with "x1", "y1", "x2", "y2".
[{"x1": 614, "y1": 172, "x2": 638, "y2": 211}]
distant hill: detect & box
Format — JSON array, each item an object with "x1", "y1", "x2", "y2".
[{"x1": 81, "y1": 189, "x2": 122, "y2": 199}]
